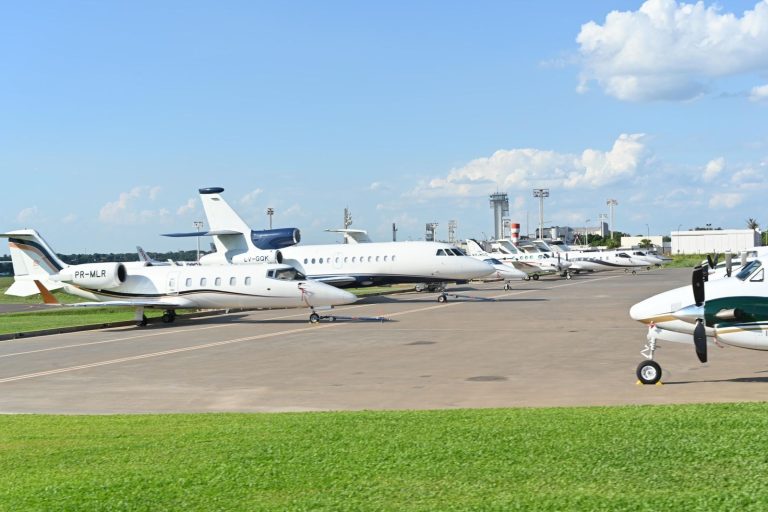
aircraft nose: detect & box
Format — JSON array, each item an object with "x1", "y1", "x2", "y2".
[
  {"x1": 629, "y1": 297, "x2": 660, "y2": 322},
  {"x1": 471, "y1": 258, "x2": 496, "y2": 278},
  {"x1": 304, "y1": 282, "x2": 358, "y2": 306}
]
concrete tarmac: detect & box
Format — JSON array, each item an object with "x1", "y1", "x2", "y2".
[{"x1": 1, "y1": 268, "x2": 767, "y2": 414}]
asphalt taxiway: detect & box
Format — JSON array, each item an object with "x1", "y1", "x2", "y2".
[{"x1": 1, "y1": 268, "x2": 767, "y2": 414}]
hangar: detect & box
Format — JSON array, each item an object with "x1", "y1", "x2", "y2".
[{"x1": 671, "y1": 229, "x2": 761, "y2": 255}]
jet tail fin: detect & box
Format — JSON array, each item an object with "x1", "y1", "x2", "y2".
[{"x1": 0, "y1": 229, "x2": 67, "y2": 296}]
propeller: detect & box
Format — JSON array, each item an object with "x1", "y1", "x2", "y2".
[
  {"x1": 691, "y1": 265, "x2": 708, "y2": 363},
  {"x1": 725, "y1": 253, "x2": 733, "y2": 278}
]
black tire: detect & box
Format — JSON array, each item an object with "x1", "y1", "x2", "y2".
[
  {"x1": 437, "y1": 294, "x2": 447, "y2": 303},
  {"x1": 328, "y1": 316, "x2": 336, "y2": 322},
  {"x1": 632, "y1": 270, "x2": 637, "y2": 275},
  {"x1": 532, "y1": 274, "x2": 539, "y2": 281},
  {"x1": 162, "y1": 312, "x2": 174, "y2": 323},
  {"x1": 636, "y1": 360, "x2": 662, "y2": 385},
  {"x1": 524, "y1": 276, "x2": 531, "y2": 281},
  {"x1": 309, "y1": 313, "x2": 320, "y2": 324},
  {"x1": 137, "y1": 315, "x2": 148, "y2": 327}
]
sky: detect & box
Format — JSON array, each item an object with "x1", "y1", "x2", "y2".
[{"x1": 2, "y1": 0, "x2": 768, "y2": 253}]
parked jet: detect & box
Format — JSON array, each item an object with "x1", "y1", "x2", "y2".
[
  {"x1": 1, "y1": 229, "x2": 357, "y2": 326},
  {"x1": 489, "y1": 239, "x2": 572, "y2": 279},
  {"x1": 464, "y1": 239, "x2": 529, "y2": 289},
  {"x1": 164, "y1": 188, "x2": 495, "y2": 302},
  {"x1": 630, "y1": 256, "x2": 768, "y2": 384}
]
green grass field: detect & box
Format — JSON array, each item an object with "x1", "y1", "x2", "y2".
[{"x1": 1, "y1": 403, "x2": 767, "y2": 511}]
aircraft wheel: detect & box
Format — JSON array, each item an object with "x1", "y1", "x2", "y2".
[
  {"x1": 162, "y1": 311, "x2": 176, "y2": 323},
  {"x1": 415, "y1": 284, "x2": 425, "y2": 292},
  {"x1": 636, "y1": 360, "x2": 662, "y2": 385},
  {"x1": 532, "y1": 274, "x2": 539, "y2": 281},
  {"x1": 309, "y1": 313, "x2": 320, "y2": 324},
  {"x1": 504, "y1": 283, "x2": 511, "y2": 291},
  {"x1": 632, "y1": 270, "x2": 637, "y2": 275},
  {"x1": 566, "y1": 272, "x2": 572, "y2": 280},
  {"x1": 437, "y1": 294, "x2": 447, "y2": 303},
  {"x1": 328, "y1": 316, "x2": 336, "y2": 322},
  {"x1": 524, "y1": 276, "x2": 531, "y2": 281},
  {"x1": 137, "y1": 315, "x2": 148, "y2": 327},
  {"x1": 647, "y1": 266, "x2": 651, "y2": 271}
]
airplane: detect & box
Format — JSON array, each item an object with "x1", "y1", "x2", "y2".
[
  {"x1": 488, "y1": 239, "x2": 572, "y2": 279},
  {"x1": 164, "y1": 188, "x2": 495, "y2": 302},
  {"x1": 630, "y1": 256, "x2": 768, "y2": 384},
  {"x1": 1, "y1": 229, "x2": 358, "y2": 326},
  {"x1": 464, "y1": 239, "x2": 530, "y2": 289}
]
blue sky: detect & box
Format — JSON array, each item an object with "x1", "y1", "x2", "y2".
[{"x1": 2, "y1": 0, "x2": 768, "y2": 253}]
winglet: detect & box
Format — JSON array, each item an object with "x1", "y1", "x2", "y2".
[{"x1": 33, "y1": 280, "x2": 60, "y2": 305}]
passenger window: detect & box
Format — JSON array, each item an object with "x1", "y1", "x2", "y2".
[
  {"x1": 230, "y1": 277, "x2": 236, "y2": 286},
  {"x1": 375, "y1": 256, "x2": 380, "y2": 262},
  {"x1": 215, "y1": 277, "x2": 222, "y2": 286},
  {"x1": 319, "y1": 258, "x2": 324, "y2": 264},
  {"x1": 392, "y1": 255, "x2": 396, "y2": 262},
  {"x1": 185, "y1": 278, "x2": 192, "y2": 287},
  {"x1": 368, "y1": 256, "x2": 372, "y2": 262},
  {"x1": 304, "y1": 258, "x2": 308, "y2": 264},
  {"x1": 344, "y1": 257, "x2": 348, "y2": 263},
  {"x1": 267, "y1": 270, "x2": 275, "y2": 278},
  {"x1": 335, "y1": 257, "x2": 339, "y2": 263},
  {"x1": 311, "y1": 258, "x2": 316, "y2": 264},
  {"x1": 245, "y1": 277, "x2": 252, "y2": 286},
  {"x1": 200, "y1": 278, "x2": 207, "y2": 286},
  {"x1": 384, "y1": 255, "x2": 388, "y2": 262}
]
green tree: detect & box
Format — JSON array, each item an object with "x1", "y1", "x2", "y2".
[
  {"x1": 638, "y1": 239, "x2": 653, "y2": 249},
  {"x1": 747, "y1": 218, "x2": 759, "y2": 230}
]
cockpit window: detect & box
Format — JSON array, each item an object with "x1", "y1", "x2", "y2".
[
  {"x1": 617, "y1": 253, "x2": 630, "y2": 258},
  {"x1": 486, "y1": 258, "x2": 503, "y2": 265},
  {"x1": 436, "y1": 249, "x2": 446, "y2": 256},
  {"x1": 736, "y1": 260, "x2": 761, "y2": 281},
  {"x1": 267, "y1": 267, "x2": 307, "y2": 281},
  {"x1": 450, "y1": 248, "x2": 466, "y2": 256}
]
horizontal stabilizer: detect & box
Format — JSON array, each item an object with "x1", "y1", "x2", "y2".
[
  {"x1": 5, "y1": 279, "x2": 64, "y2": 297},
  {"x1": 162, "y1": 230, "x2": 242, "y2": 238}
]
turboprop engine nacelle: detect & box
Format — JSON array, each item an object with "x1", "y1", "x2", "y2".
[{"x1": 53, "y1": 263, "x2": 127, "y2": 289}]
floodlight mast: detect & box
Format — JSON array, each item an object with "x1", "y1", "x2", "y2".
[
  {"x1": 533, "y1": 188, "x2": 549, "y2": 239},
  {"x1": 607, "y1": 199, "x2": 618, "y2": 240}
]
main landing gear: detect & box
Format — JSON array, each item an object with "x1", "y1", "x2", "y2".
[
  {"x1": 162, "y1": 309, "x2": 177, "y2": 323},
  {"x1": 309, "y1": 311, "x2": 336, "y2": 324},
  {"x1": 636, "y1": 324, "x2": 662, "y2": 385}
]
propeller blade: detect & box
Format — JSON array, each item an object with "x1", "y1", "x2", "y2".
[
  {"x1": 725, "y1": 253, "x2": 733, "y2": 278},
  {"x1": 692, "y1": 266, "x2": 706, "y2": 306},
  {"x1": 693, "y1": 319, "x2": 707, "y2": 363},
  {"x1": 706, "y1": 254, "x2": 715, "y2": 269}
]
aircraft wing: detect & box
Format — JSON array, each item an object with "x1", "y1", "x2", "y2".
[
  {"x1": 68, "y1": 299, "x2": 188, "y2": 308},
  {"x1": 508, "y1": 261, "x2": 542, "y2": 274},
  {"x1": 311, "y1": 275, "x2": 359, "y2": 286}
]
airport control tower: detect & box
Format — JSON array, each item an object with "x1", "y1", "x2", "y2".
[{"x1": 489, "y1": 193, "x2": 509, "y2": 240}]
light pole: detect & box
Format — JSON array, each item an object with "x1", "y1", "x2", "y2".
[
  {"x1": 585, "y1": 219, "x2": 591, "y2": 246},
  {"x1": 193, "y1": 221, "x2": 204, "y2": 262},
  {"x1": 266, "y1": 207, "x2": 274, "y2": 229},
  {"x1": 646, "y1": 224, "x2": 650, "y2": 237},
  {"x1": 607, "y1": 199, "x2": 618, "y2": 240},
  {"x1": 533, "y1": 188, "x2": 549, "y2": 239}
]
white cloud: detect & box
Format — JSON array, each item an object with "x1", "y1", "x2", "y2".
[
  {"x1": 17, "y1": 206, "x2": 40, "y2": 224},
  {"x1": 369, "y1": 181, "x2": 390, "y2": 191},
  {"x1": 409, "y1": 134, "x2": 646, "y2": 198},
  {"x1": 176, "y1": 198, "x2": 197, "y2": 216},
  {"x1": 99, "y1": 186, "x2": 170, "y2": 225},
  {"x1": 239, "y1": 189, "x2": 263, "y2": 206},
  {"x1": 703, "y1": 157, "x2": 725, "y2": 181},
  {"x1": 749, "y1": 83, "x2": 768, "y2": 102},
  {"x1": 61, "y1": 213, "x2": 78, "y2": 224},
  {"x1": 148, "y1": 186, "x2": 162, "y2": 200},
  {"x1": 709, "y1": 192, "x2": 743, "y2": 208},
  {"x1": 577, "y1": 0, "x2": 768, "y2": 101}
]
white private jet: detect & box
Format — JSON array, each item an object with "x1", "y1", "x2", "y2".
[
  {"x1": 164, "y1": 188, "x2": 495, "y2": 302},
  {"x1": 464, "y1": 239, "x2": 529, "y2": 289},
  {"x1": 1, "y1": 229, "x2": 357, "y2": 326},
  {"x1": 630, "y1": 257, "x2": 768, "y2": 384},
  {"x1": 489, "y1": 239, "x2": 572, "y2": 279}
]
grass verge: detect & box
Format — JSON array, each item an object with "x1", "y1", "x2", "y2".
[{"x1": 1, "y1": 403, "x2": 768, "y2": 510}]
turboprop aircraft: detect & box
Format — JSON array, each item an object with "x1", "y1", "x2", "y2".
[
  {"x1": 630, "y1": 256, "x2": 768, "y2": 384},
  {"x1": 464, "y1": 239, "x2": 529, "y2": 289},
  {"x1": 1, "y1": 229, "x2": 357, "y2": 326},
  {"x1": 164, "y1": 188, "x2": 495, "y2": 302}
]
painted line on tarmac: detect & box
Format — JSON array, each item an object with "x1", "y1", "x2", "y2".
[
  {"x1": 0, "y1": 321, "x2": 345, "y2": 384},
  {"x1": 0, "y1": 273, "x2": 625, "y2": 382}
]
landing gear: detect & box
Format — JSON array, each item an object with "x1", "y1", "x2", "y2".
[
  {"x1": 532, "y1": 274, "x2": 540, "y2": 281},
  {"x1": 632, "y1": 270, "x2": 637, "y2": 275},
  {"x1": 504, "y1": 283, "x2": 511, "y2": 291},
  {"x1": 309, "y1": 311, "x2": 337, "y2": 323},
  {"x1": 437, "y1": 294, "x2": 447, "y2": 303},
  {"x1": 637, "y1": 324, "x2": 662, "y2": 385},
  {"x1": 137, "y1": 315, "x2": 148, "y2": 327},
  {"x1": 161, "y1": 310, "x2": 177, "y2": 323},
  {"x1": 561, "y1": 271, "x2": 572, "y2": 280},
  {"x1": 134, "y1": 307, "x2": 148, "y2": 327},
  {"x1": 636, "y1": 360, "x2": 662, "y2": 385}
]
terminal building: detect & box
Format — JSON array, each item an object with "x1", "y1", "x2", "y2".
[{"x1": 671, "y1": 229, "x2": 761, "y2": 254}]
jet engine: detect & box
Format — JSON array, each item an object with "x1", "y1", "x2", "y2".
[
  {"x1": 54, "y1": 263, "x2": 127, "y2": 289},
  {"x1": 250, "y1": 228, "x2": 300, "y2": 250}
]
